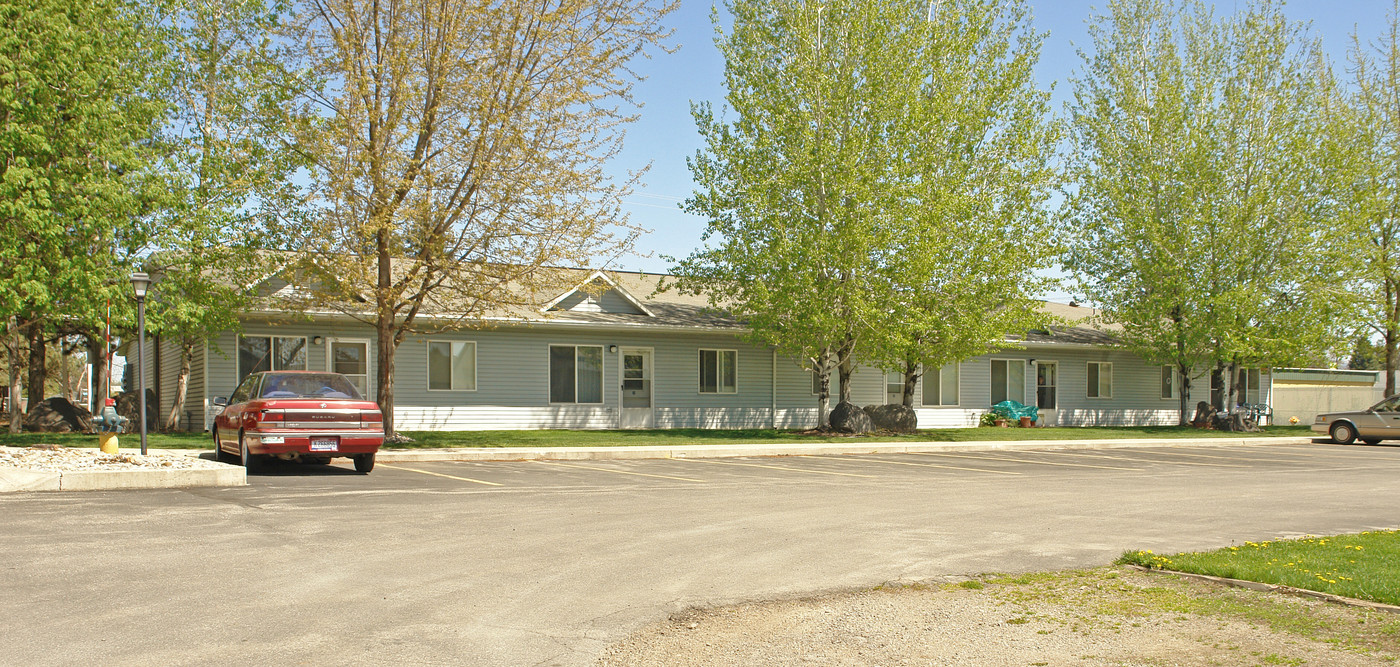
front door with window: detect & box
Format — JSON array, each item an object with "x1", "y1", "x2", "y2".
[
  {"x1": 329, "y1": 340, "x2": 370, "y2": 398},
  {"x1": 1036, "y1": 361, "x2": 1057, "y2": 426},
  {"x1": 619, "y1": 348, "x2": 654, "y2": 428}
]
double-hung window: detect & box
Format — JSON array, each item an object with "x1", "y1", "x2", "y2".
[
  {"x1": 699, "y1": 349, "x2": 737, "y2": 394},
  {"x1": 1160, "y1": 366, "x2": 1175, "y2": 400},
  {"x1": 238, "y1": 335, "x2": 307, "y2": 382},
  {"x1": 549, "y1": 345, "x2": 603, "y2": 404},
  {"x1": 428, "y1": 341, "x2": 476, "y2": 391},
  {"x1": 1088, "y1": 362, "x2": 1113, "y2": 398},
  {"x1": 921, "y1": 363, "x2": 960, "y2": 407},
  {"x1": 990, "y1": 359, "x2": 1025, "y2": 404}
]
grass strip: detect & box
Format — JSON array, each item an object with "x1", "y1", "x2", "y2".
[
  {"x1": 1117, "y1": 530, "x2": 1400, "y2": 607},
  {"x1": 0, "y1": 424, "x2": 1314, "y2": 450}
]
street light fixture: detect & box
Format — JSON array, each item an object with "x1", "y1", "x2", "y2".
[{"x1": 130, "y1": 272, "x2": 150, "y2": 455}]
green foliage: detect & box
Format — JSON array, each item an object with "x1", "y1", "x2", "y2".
[
  {"x1": 979, "y1": 412, "x2": 1001, "y2": 427},
  {"x1": 673, "y1": 0, "x2": 1057, "y2": 418},
  {"x1": 1341, "y1": 2, "x2": 1400, "y2": 394},
  {"x1": 0, "y1": 0, "x2": 171, "y2": 325},
  {"x1": 1349, "y1": 334, "x2": 1384, "y2": 370},
  {"x1": 1063, "y1": 0, "x2": 1350, "y2": 422}
]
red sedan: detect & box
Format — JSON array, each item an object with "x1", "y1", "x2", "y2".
[{"x1": 212, "y1": 371, "x2": 384, "y2": 473}]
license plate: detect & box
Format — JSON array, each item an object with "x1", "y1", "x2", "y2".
[{"x1": 310, "y1": 437, "x2": 339, "y2": 452}]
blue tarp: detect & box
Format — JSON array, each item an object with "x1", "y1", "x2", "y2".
[{"x1": 991, "y1": 400, "x2": 1039, "y2": 422}]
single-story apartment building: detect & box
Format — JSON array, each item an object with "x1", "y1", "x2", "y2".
[{"x1": 131, "y1": 269, "x2": 1272, "y2": 432}]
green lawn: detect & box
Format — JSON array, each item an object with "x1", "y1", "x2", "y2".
[
  {"x1": 0, "y1": 424, "x2": 1314, "y2": 450},
  {"x1": 1118, "y1": 530, "x2": 1400, "y2": 607}
]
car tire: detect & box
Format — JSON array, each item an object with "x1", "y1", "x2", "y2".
[
  {"x1": 239, "y1": 432, "x2": 261, "y2": 472},
  {"x1": 353, "y1": 453, "x2": 375, "y2": 474},
  {"x1": 1330, "y1": 422, "x2": 1358, "y2": 445},
  {"x1": 1362, "y1": 438, "x2": 1382, "y2": 445},
  {"x1": 211, "y1": 428, "x2": 231, "y2": 462}
]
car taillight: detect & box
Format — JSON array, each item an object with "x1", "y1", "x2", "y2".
[
  {"x1": 360, "y1": 410, "x2": 383, "y2": 423},
  {"x1": 257, "y1": 410, "x2": 285, "y2": 422}
]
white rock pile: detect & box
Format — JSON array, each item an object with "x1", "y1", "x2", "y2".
[{"x1": 0, "y1": 445, "x2": 223, "y2": 472}]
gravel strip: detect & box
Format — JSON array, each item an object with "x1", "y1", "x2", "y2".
[{"x1": 0, "y1": 445, "x2": 224, "y2": 472}]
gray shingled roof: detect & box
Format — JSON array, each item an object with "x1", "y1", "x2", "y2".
[{"x1": 258, "y1": 262, "x2": 1118, "y2": 344}]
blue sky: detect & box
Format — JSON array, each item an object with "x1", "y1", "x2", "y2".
[{"x1": 606, "y1": 0, "x2": 1395, "y2": 283}]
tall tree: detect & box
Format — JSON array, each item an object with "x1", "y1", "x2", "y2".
[
  {"x1": 1345, "y1": 1, "x2": 1400, "y2": 396},
  {"x1": 0, "y1": 0, "x2": 169, "y2": 429},
  {"x1": 147, "y1": 0, "x2": 305, "y2": 430},
  {"x1": 1063, "y1": 0, "x2": 1345, "y2": 423},
  {"x1": 673, "y1": 0, "x2": 1056, "y2": 425},
  {"x1": 289, "y1": 0, "x2": 672, "y2": 437}
]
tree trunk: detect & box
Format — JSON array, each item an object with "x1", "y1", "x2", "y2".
[
  {"x1": 152, "y1": 333, "x2": 162, "y2": 414},
  {"x1": 837, "y1": 355, "x2": 854, "y2": 404},
  {"x1": 375, "y1": 318, "x2": 396, "y2": 436},
  {"x1": 1177, "y1": 363, "x2": 1192, "y2": 427},
  {"x1": 1387, "y1": 324, "x2": 1398, "y2": 397},
  {"x1": 814, "y1": 348, "x2": 832, "y2": 428},
  {"x1": 87, "y1": 330, "x2": 108, "y2": 415},
  {"x1": 375, "y1": 230, "x2": 399, "y2": 437},
  {"x1": 7, "y1": 317, "x2": 23, "y2": 433},
  {"x1": 1210, "y1": 365, "x2": 1224, "y2": 411},
  {"x1": 25, "y1": 319, "x2": 45, "y2": 412},
  {"x1": 164, "y1": 338, "x2": 194, "y2": 431},
  {"x1": 901, "y1": 358, "x2": 919, "y2": 408}
]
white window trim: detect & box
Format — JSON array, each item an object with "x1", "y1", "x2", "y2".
[
  {"x1": 1088, "y1": 361, "x2": 1113, "y2": 399},
  {"x1": 920, "y1": 363, "x2": 961, "y2": 408},
  {"x1": 810, "y1": 369, "x2": 822, "y2": 396},
  {"x1": 698, "y1": 348, "x2": 739, "y2": 394},
  {"x1": 426, "y1": 339, "x2": 478, "y2": 392},
  {"x1": 549, "y1": 344, "x2": 605, "y2": 405},
  {"x1": 989, "y1": 358, "x2": 1027, "y2": 405},
  {"x1": 326, "y1": 337, "x2": 372, "y2": 397},
  {"x1": 1160, "y1": 366, "x2": 1176, "y2": 400},
  {"x1": 238, "y1": 334, "x2": 309, "y2": 380}
]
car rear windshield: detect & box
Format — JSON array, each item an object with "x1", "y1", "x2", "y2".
[{"x1": 258, "y1": 373, "x2": 363, "y2": 400}]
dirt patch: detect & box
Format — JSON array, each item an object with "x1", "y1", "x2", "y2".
[{"x1": 599, "y1": 568, "x2": 1400, "y2": 666}]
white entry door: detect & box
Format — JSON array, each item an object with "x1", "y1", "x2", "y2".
[
  {"x1": 1035, "y1": 361, "x2": 1058, "y2": 426},
  {"x1": 619, "y1": 348, "x2": 654, "y2": 428}
]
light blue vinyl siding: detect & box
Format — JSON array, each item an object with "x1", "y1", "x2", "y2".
[{"x1": 198, "y1": 315, "x2": 1262, "y2": 431}]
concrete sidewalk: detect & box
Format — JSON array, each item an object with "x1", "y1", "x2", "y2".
[{"x1": 159, "y1": 435, "x2": 1320, "y2": 464}]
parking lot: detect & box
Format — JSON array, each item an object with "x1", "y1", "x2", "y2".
[
  {"x1": 246, "y1": 441, "x2": 1399, "y2": 496},
  {"x1": 4, "y1": 441, "x2": 1400, "y2": 666}
]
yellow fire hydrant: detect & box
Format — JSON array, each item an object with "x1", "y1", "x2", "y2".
[{"x1": 96, "y1": 397, "x2": 125, "y2": 454}]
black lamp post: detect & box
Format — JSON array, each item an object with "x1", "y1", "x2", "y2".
[{"x1": 130, "y1": 272, "x2": 150, "y2": 455}]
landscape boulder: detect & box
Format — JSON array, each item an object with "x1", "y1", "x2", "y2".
[
  {"x1": 828, "y1": 401, "x2": 874, "y2": 434},
  {"x1": 115, "y1": 389, "x2": 158, "y2": 432},
  {"x1": 23, "y1": 397, "x2": 95, "y2": 433},
  {"x1": 862, "y1": 404, "x2": 918, "y2": 433}
]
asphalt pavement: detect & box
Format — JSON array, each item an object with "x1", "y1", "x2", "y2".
[{"x1": 3, "y1": 440, "x2": 1399, "y2": 666}]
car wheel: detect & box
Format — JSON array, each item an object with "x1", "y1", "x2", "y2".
[
  {"x1": 1362, "y1": 438, "x2": 1382, "y2": 445},
  {"x1": 353, "y1": 453, "x2": 375, "y2": 474},
  {"x1": 212, "y1": 431, "x2": 231, "y2": 463},
  {"x1": 239, "y1": 432, "x2": 261, "y2": 472},
  {"x1": 1330, "y1": 422, "x2": 1358, "y2": 445}
]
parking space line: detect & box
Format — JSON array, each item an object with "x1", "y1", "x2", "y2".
[
  {"x1": 673, "y1": 457, "x2": 878, "y2": 478},
  {"x1": 911, "y1": 451, "x2": 1141, "y2": 471},
  {"x1": 1056, "y1": 450, "x2": 1249, "y2": 468},
  {"x1": 534, "y1": 460, "x2": 706, "y2": 483},
  {"x1": 1131, "y1": 449, "x2": 1285, "y2": 464},
  {"x1": 379, "y1": 464, "x2": 503, "y2": 486},
  {"x1": 801, "y1": 454, "x2": 1021, "y2": 475}
]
